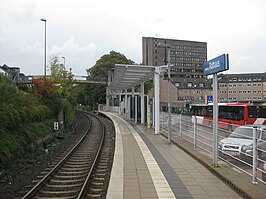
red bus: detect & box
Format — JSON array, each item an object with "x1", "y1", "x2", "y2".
[{"x1": 190, "y1": 102, "x2": 266, "y2": 130}]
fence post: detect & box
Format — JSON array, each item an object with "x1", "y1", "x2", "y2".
[
  {"x1": 193, "y1": 115, "x2": 196, "y2": 147},
  {"x1": 179, "y1": 114, "x2": 182, "y2": 138},
  {"x1": 252, "y1": 127, "x2": 258, "y2": 184}
]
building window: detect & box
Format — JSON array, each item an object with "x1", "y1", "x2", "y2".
[
  {"x1": 199, "y1": 82, "x2": 204, "y2": 87},
  {"x1": 175, "y1": 82, "x2": 181, "y2": 87}
]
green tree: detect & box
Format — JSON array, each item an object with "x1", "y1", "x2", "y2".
[
  {"x1": 49, "y1": 55, "x2": 76, "y2": 125},
  {"x1": 77, "y1": 51, "x2": 135, "y2": 110},
  {"x1": 31, "y1": 55, "x2": 76, "y2": 123},
  {"x1": 50, "y1": 55, "x2": 75, "y2": 103},
  {"x1": 0, "y1": 74, "x2": 18, "y2": 104},
  {"x1": 87, "y1": 50, "x2": 134, "y2": 78}
]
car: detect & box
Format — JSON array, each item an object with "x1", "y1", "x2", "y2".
[
  {"x1": 242, "y1": 127, "x2": 266, "y2": 164},
  {"x1": 262, "y1": 159, "x2": 266, "y2": 182},
  {"x1": 218, "y1": 125, "x2": 266, "y2": 160},
  {"x1": 260, "y1": 148, "x2": 266, "y2": 182}
]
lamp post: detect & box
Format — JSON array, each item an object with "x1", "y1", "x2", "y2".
[
  {"x1": 157, "y1": 43, "x2": 171, "y2": 144},
  {"x1": 62, "y1": 56, "x2": 66, "y2": 68},
  {"x1": 40, "y1": 18, "x2": 47, "y2": 77}
]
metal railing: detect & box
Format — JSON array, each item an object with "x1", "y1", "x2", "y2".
[{"x1": 160, "y1": 112, "x2": 266, "y2": 184}]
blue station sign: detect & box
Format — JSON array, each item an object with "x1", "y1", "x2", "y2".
[{"x1": 204, "y1": 54, "x2": 229, "y2": 76}]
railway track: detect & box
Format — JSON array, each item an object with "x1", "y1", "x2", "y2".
[{"x1": 20, "y1": 112, "x2": 115, "y2": 199}]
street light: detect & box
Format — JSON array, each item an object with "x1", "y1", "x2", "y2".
[
  {"x1": 62, "y1": 56, "x2": 66, "y2": 68},
  {"x1": 157, "y1": 43, "x2": 172, "y2": 144},
  {"x1": 40, "y1": 18, "x2": 47, "y2": 76}
]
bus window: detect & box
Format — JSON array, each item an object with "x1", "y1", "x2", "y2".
[
  {"x1": 248, "y1": 106, "x2": 266, "y2": 118},
  {"x1": 219, "y1": 106, "x2": 244, "y2": 121}
]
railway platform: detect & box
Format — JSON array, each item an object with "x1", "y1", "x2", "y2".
[{"x1": 101, "y1": 112, "x2": 266, "y2": 199}]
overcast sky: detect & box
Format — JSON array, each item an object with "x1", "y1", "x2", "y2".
[{"x1": 1, "y1": 0, "x2": 266, "y2": 76}]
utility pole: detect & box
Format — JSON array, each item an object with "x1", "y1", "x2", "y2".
[{"x1": 157, "y1": 43, "x2": 172, "y2": 144}]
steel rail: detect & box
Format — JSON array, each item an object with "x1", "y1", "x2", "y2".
[
  {"x1": 77, "y1": 114, "x2": 105, "y2": 198},
  {"x1": 22, "y1": 112, "x2": 92, "y2": 199}
]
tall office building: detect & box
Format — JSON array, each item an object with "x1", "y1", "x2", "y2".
[
  {"x1": 143, "y1": 37, "x2": 211, "y2": 108},
  {"x1": 142, "y1": 37, "x2": 207, "y2": 80}
]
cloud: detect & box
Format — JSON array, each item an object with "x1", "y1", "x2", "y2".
[
  {"x1": 1, "y1": 0, "x2": 266, "y2": 76},
  {"x1": 49, "y1": 37, "x2": 99, "y2": 75}
]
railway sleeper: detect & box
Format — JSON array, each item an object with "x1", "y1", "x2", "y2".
[
  {"x1": 45, "y1": 182, "x2": 83, "y2": 189},
  {"x1": 54, "y1": 173, "x2": 87, "y2": 179},
  {"x1": 95, "y1": 169, "x2": 106, "y2": 172},
  {"x1": 97, "y1": 165, "x2": 107, "y2": 169},
  {"x1": 93, "y1": 177, "x2": 105, "y2": 181},
  {"x1": 41, "y1": 170, "x2": 50, "y2": 174},
  {"x1": 61, "y1": 167, "x2": 89, "y2": 172},
  {"x1": 35, "y1": 196, "x2": 76, "y2": 199},
  {"x1": 74, "y1": 151, "x2": 94, "y2": 155},
  {"x1": 89, "y1": 187, "x2": 103, "y2": 192},
  {"x1": 38, "y1": 189, "x2": 79, "y2": 196},
  {"x1": 86, "y1": 193, "x2": 102, "y2": 198},
  {"x1": 99, "y1": 160, "x2": 109, "y2": 164},
  {"x1": 99, "y1": 156, "x2": 109, "y2": 160},
  {"x1": 66, "y1": 160, "x2": 90, "y2": 164},
  {"x1": 50, "y1": 178, "x2": 84, "y2": 184},
  {"x1": 35, "y1": 174, "x2": 47, "y2": 179},
  {"x1": 99, "y1": 165, "x2": 108, "y2": 169},
  {"x1": 94, "y1": 173, "x2": 105, "y2": 177},
  {"x1": 58, "y1": 170, "x2": 89, "y2": 175},
  {"x1": 68, "y1": 156, "x2": 92, "y2": 161},
  {"x1": 92, "y1": 181, "x2": 104, "y2": 186},
  {"x1": 63, "y1": 163, "x2": 90, "y2": 168}
]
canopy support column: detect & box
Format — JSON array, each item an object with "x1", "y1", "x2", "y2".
[
  {"x1": 135, "y1": 95, "x2": 138, "y2": 123},
  {"x1": 125, "y1": 89, "x2": 128, "y2": 118},
  {"x1": 118, "y1": 92, "x2": 121, "y2": 115},
  {"x1": 154, "y1": 67, "x2": 160, "y2": 134},
  {"x1": 141, "y1": 81, "x2": 145, "y2": 124}
]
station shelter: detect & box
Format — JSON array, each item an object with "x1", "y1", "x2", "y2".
[{"x1": 107, "y1": 64, "x2": 167, "y2": 134}]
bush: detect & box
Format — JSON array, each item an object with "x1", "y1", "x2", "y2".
[
  {"x1": 0, "y1": 119, "x2": 54, "y2": 164},
  {"x1": 61, "y1": 99, "x2": 75, "y2": 127},
  {"x1": 0, "y1": 75, "x2": 55, "y2": 163}
]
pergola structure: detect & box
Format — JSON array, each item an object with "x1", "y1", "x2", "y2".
[{"x1": 107, "y1": 64, "x2": 167, "y2": 134}]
